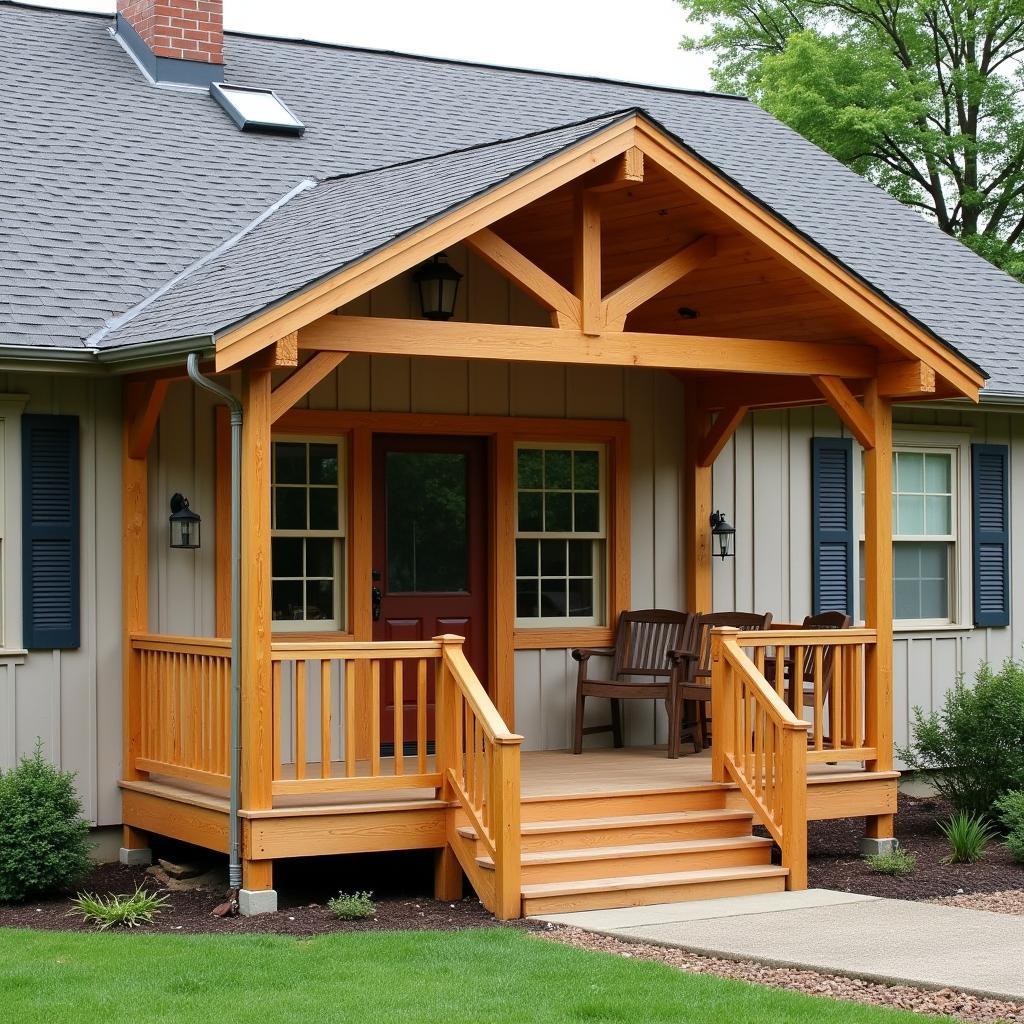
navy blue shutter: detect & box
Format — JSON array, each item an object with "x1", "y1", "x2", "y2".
[
  {"x1": 22, "y1": 415, "x2": 80, "y2": 649},
  {"x1": 811, "y1": 437, "x2": 854, "y2": 616},
  {"x1": 972, "y1": 443, "x2": 1009, "y2": 628}
]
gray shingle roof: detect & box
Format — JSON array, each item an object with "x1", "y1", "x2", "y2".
[
  {"x1": 2, "y1": 2, "x2": 1023, "y2": 394},
  {"x1": 96, "y1": 112, "x2": 630, "y2": 350}
]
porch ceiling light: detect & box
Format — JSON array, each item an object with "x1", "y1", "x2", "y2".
[
  {"x1": 710, "y1": 510, "x2": 735, "y2": 560},
  {"x1": 414, "y1": 253, "x2": 462, "y2": 321},
  {"x1": 169, "y1": 493, "x2": 201, "y2": 550}
]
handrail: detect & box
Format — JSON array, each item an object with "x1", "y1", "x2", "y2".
[
  {"x1": 436, "y1": 635, "x2": 523, "y2": 920},
  {"x1": 711, "y1": 627, "x2": 809, "y2": 890}
]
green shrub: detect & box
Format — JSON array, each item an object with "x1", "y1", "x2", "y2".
[
  {"x1": 898, "y1": 659, "x2": 1024, "y2": 817},
  {"x1": 939, "y1": 811, "x2": 997, "y2": 864},
  {"x1": 68, "y1": 886, "x2": 168, "y2": 930},
  {"x1": 865, "y1": 847, "x2": 916, "y2": 875},
  {"x1": 995, "y1": 789, "x2": 1024, "y2": 863},
  {"x1": 327, "y1": 891, "x2": 376, "y2": 920},
  {"x1": 0, "y1": 742, "x2": 92, "y2": 903}
]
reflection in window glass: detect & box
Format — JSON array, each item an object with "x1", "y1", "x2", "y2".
[
  {"x1": 515, "y1": 446, "x2": 605, "y2": 625},
  {"x1": 386, "y1": 452, "x2": 468, "y2": 593}
]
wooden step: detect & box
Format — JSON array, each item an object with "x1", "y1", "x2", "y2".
[
  {"x1": 521, "y1": 864, "x2": 789, "y2": 915},
  {"x1": 477, "y1": 834, "x2": 773, "y2": 883},
  {"x1": 515, "y1": 808, "x2": 755, "y2": 851},
  {"x1": 520, "y1": 785, "x2": 729, "y2": 823}
]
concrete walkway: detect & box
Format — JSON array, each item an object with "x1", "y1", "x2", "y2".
[{"x1": 534, "y1": 889, "x2": 1024, "y2": 1002}]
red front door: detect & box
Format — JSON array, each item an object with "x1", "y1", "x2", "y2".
[{"x1": 372, "y1": 435, "x2": 489, "y2": 753}]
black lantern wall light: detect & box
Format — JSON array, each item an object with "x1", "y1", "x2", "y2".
[
  {"x1": 169, "y1": 493, "x2": 201, "y2": 549},
  {"x1": 414, "y1": 253, "x2": 463, "y2": 321},
  {"x1": 709, "y1": 510, "x2": 735, "y2": 560}
]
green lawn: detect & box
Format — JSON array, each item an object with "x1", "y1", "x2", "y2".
[{"x1": 1, "y1": 927, "x2": 949, "y2": 1023}]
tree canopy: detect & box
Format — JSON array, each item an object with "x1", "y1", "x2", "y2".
[{"x1": 676, "y1": 0, "x2": 1024, "y2": 277}]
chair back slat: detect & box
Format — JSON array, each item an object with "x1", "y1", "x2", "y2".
[
  {"x1": 800, "y1": 611, "x2": 852, "y2": 684},
  {"x1": 613, "y1": 609, "x2": 693, "y2": 680}
]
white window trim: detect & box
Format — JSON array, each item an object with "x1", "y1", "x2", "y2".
[
  {"x1": 514, "y1": 441, "x2": 608, "y2": 628},
  {"x1": 855, "y1": 428, "x2": 972, "y2": 631},
  {"x1": 270, "y1": 436, "x2": 346, "y2": 633}
]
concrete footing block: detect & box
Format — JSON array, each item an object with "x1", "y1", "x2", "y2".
[
  {"x1": 859, "y1": 836, "x2": 899, "y2": 857},
  {"x1": 239, "y1": 888, "x2": 278, "y2": 916},
  {"x1": 119, "y1": 846, "x2": 153, "y2": 867}
]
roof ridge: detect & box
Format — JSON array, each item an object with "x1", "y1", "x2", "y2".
[
  {"x1": 319, "y1": 108, "x2": 641, "y2": 184},
  {"x1": 86, "y1": 177, "x2": 319, "y2": 348}
]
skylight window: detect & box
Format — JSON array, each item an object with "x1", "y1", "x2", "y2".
[{"x1": 211, "y1": 83, "x2": 305, "y2": 137}]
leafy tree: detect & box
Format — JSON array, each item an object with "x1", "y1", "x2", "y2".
[{"x1": 677, "y1": 0, "x2": 1024, "y2": 276}]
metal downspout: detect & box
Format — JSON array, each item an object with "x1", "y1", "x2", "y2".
[{"x1": 186, "y1": 353, "x2": 244, "y2": 891}]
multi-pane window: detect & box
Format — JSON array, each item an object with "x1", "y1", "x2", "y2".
[
  {"x1": 515, "y1": 445, "x2": 605, "y2": 626},
  {"x1": 859, "y1": 446, "x2": 958, "y2": 624},
  {"x1": 892, "y1": 449, "x2": 955, "y2": 621},
  {"x1": 271, "y1": 439, "x2": 345, "y2": 631}
]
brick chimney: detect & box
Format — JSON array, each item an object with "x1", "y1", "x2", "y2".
[{"x1": 116, "y1": 1, "x2": 225, "y2": 86}]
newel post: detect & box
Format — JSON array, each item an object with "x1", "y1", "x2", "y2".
[
  {"x1": 710, "y1": 626, "x2": 738, "y2": 783},
  {"x1": 492, "y1": 734, "x2": 523, "y2": 920},
  {"x1": 780, "y1": 724, "x2": 809, "y2": 890},
  {"x1": 433, "y1": 633, "x2": 465, "y2": 902}
]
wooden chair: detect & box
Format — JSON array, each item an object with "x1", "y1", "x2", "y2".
[
  {"x1": 668, "y1": 611, "x2": 774, "y2": 750},
  {"x1": 572, "y1": 609, "x2": 698, "y2": 759}
]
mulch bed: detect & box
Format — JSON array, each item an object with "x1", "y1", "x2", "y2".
[
  {"x1": 808, "y1": 794, "x2": 1024, "y2": 900},
  {"x1": 0, "y1": 853, "x2": 538, "y2": 936}
]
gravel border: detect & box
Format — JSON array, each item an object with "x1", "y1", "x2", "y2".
[
  {"x1": 930, "y1": 889, "x2": 1024, "y2": 916},
  {"x1": 539, "y1": 924, "x2": 1024, "y2": 1023}
]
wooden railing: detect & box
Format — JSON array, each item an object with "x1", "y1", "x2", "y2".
[
  {"x1": 268, "y1": 639, "x2": 444, "y2": 796},
  {"x1": 436, "y1": 635, "x2": 524, "y2": 920},
  {"x1": 711, "y1": 627, "x2": 809, "y2": 888},
  {"x1": 757, "y1": 625, "x2": 879, "y2": 762},
  {"x1": 129, "y1": 635, "x2": 231, "y2": 790}
]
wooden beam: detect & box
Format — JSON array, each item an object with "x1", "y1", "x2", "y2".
[
  {"x1": 270, "y1": 352, "x2": 348, "y2": 424},
  {"x1": 465, "y1": 228, "x2": 581, "y2": 329},
  {"x1": 602, "y1": 235, "x2": 716, "y2": 329},
  {"x1": 573, "y1": 188, "x2": 603, "y2": 335},
  {"x1": 127, "y1": 378, "x2": 169, "y2": 459},
  {"x1": 582, "y1": 147, "x2": 645, "y2": 191},
  {"x1": 812, "y1": 375, "x2": 875, "y2": 450},
  {"x1": 684, "y1": 382, "x2": 712, "y2": 613},
  {"x1": 695, "y1": 373, "x2": 827, "y2": 412},
  {"x1": 697, "y1": 405, "x2": 748, "y2": 467},
  {"x1": 877, "y1": 360, "x2": 936, "y2": 398},
  {"x1": 300, "y1": 316, "x2": 878, "y2": 378}
]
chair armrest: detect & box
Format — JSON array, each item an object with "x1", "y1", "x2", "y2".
[{"x1": 571, "y1": 647, "x2": 615, "y2": 663}]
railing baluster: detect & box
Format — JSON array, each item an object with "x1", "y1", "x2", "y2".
[
  {"x1": 813, "y1": 647, "x2": 825, "y2": 751},
  {"x1": 393, "y1": 661, "x2": 404, "y2": 776},
  {"x1": 852, "y1": 643, "x2": 864, "y2": 748},
  {"x1": 344, "y1": 659, "x2": 356, "y2": 778},
  {"x1": 320, "y1": 660, "x2": 332, "y2": 779},
  {"x1": 370, "y1": 660, "x2": 381, "y2": 778},
  {"x1": 830, "y1": 644, "x2": 843, "y2": 752},
  {"x1": 272, "y1": 660, "x2": 283, "y2": 781},
  {"x1": 417, "y1": 659, "x2": 428, "y2": 775}
]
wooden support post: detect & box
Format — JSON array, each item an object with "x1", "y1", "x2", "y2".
[
  {"x1": 573, "y1": 188, "x2": 602, "y2": 335},
  {"x1": 709, "y1": 628, "x2": 736, "y2": 783},
  {"x1": 434, "y1": 846, "x2": 464, "y2": 901},
  {"x1": 240, "y1": 366, "x2": 274, "y2": 825},
  {"x1": 491, "y1": 434, "x2": 516, "y2": 729},
  {"x1": 684, "y1": 382, "x2": 713, "y2": 613},
  {"x1": 862, "y1": 380, "x2": 895, "y2": 842},
  {"x1": 122, "y1": 382, "x2": 149, "y2": 787},
  {"x1": 242, "y1": 859, "x2": 273, "y2": 893}
]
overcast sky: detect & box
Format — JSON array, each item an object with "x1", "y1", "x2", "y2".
[{"x1": 23, "y1": 0, "x2": 716, "y2": 91}]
